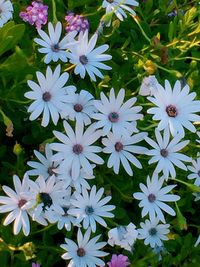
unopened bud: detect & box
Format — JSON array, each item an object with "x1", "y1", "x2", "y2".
[
  {"x1": 13, "y1": 142, "x2": 23, "y2": 156},
  {"x1": 144, "y1": 60, "x2": 157, "y2": 75}
]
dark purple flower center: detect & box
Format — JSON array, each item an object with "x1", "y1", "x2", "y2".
[
  {"x1": 74, "y1": 103, "x2": 83, "y2": 112},
  {"x1": 62, "y1": 206, "x2": 69, "y2": 216},
  {"x1": 51, "y1": 43, "x2": 60, "y2": 52},
  {"x1": 149, "y1": 227, "x2": 157, "y2": 236},
  {"x1": 166, "y1": 105, "x2": 178, "y2": 117},
  {"x1": 108, "y1": 112, "x2": 119, "y2": 123},
  {"x1": 40, "y1": 192, "x2": 52, "y2": 210},
  {"x1": 115, "y1": 142, "x2": 124, "y2": 152},
  {"x1": 107, "y1": 0, "x2": 114, "y2": 3},
  {"x1": 79, "y1": 55, "x2": 88, "y2": 65},
  {"x1": 42, "y1": 92, "x2": 51, "y2": 102},
  {"x1": 77, "y1": 247, "x2": 86, "y2": 257},
  {"x1": 160, "y1": 148, "x2": 168, "y2": 158},
  {"x1": 18, "y1": 199, "x2": 27, "y2": 208},
  {"x1": 198, "y1": 170, "x2": 200, "y2": 177},
  {"x1": 48, "y1": 166, "x2": 56, "y2": 176},
  {"x1": 85, "y1": 206, "x2": 94, "y2": 215},
  {"x1": 73, "y1": 144, "x2": 83, "y2": 155},
  {"x1": 148, "y1": 193, "x2": 156, "y2": 203}
]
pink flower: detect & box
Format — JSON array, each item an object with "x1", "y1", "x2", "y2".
[
  {"x1": 65, "y1": 13, "x2": 89, "y2": 34},
  {"x1": 20, "y1": 1, "x2": 48, "y2": 29},
  {"x1": 107, "y1": 254, "x2": 130, "y2": 267},
  {"x1": 32, "y1": 263, "x2": 40, "y2": 267}
]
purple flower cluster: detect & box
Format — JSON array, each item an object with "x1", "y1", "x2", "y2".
[
  {"x1": 107, "y1": 254, "x2": 130, "y2": 267},
  {"x1": 65, "y1": 13, "x2": 89, "y2": 34},
  {"x1": 19, "y1": 1, "x2": 48, "y2": 29}
]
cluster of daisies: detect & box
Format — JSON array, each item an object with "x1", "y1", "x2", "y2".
[{"x1": 0, "y1": 0, "x2": 200, "y2": 266}]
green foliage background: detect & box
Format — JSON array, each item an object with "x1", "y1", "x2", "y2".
[{"x1": 0, "y1": 0, "x2": 200, "y2": 266}]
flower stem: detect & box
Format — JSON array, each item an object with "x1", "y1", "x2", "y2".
[
  {"x1": 174, "y1": 178, "x2": 200, "y2": 192},
  {"x1": 132, "y1": 16, "x2": 151, "y2": 44},
  {"x1": 64, "y1": 64, "x2": 76, "y2": 72},
  {"x1": 51, "y1": 0, "x2": 58, "y2": 24},
  {"x1": 155, "y1": 64, "x2": 182, "y2": 78},
  {"x1": 84, "y1": 7, "x2": 102, "y2": 16}
]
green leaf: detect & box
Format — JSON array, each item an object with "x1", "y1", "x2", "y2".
[
  {"x1": 0, "y1": 47, "x2": 28, "y2": 74},
  {"x1": 0, "y1": 24, "x2": 25, "y2": 56},
  {"x1": 0, "y1": 21, "x2": 14, "y2": 36},
  {"x1": 144, "y1": 0, "x2": 153, "y2": 15},
  {"x1": 168, "y1": 21, "x2": 174, "y2": 41}
]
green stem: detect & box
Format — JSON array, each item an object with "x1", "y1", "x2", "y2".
[
  {"x1": 139, "y1": 122, "x2": 158, "y2": 131},
  {"x1": 170, "y1": 56, "x2": 200, "y2": 62},
  {"x1": 106, "y1": 218, "x2": 119, "y2": 228},
  {"x1": 31, "y1": 224, "x2": 54, "y2": 234},
  {"x1": 0, "y1": 97, "x2": 31, "y2": 104},
  {"x1": 174, "y1": 178, "x2": 190, "y2": 186},
  {"x1": 84, "y1": 7, "x2": 102, "y2": 16},
  {"x1": 133, "y1": 16, "x2": 151, "y2": 44},
  {"x1": 173, "y1": 178, "x2": 200, "y2": 192},
  {"x1": 125, "y1": 76, "x2": 138, "y2": 86},
  {"x1": 156, "y1": 64, "x2": 182, "y2": 78},
  {"x1": 51, "y1": 0, "x2": 58, "y2": 24},
  {"x1": 188, "y1": 224, "x2": 200, "y2": 229},
  {"x1": 174, "y1": 178, "x2": 191, "y2": 187}
]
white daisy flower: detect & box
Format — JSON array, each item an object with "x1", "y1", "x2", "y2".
[
  {"x1": 60, "y1": 89, "x2": 97, "y2": 126},
  {"x1": 57, "y1": 211, "x2": 78, "y2": 231},
  {"x1": 108, "y1": 222, "x2": 138, "y2": 251},
  {"x1": 25, "y1": 65, "x2": 76, "y2": 127},
  {"x1": 61, "y1": 227, "x2": 108, "y2": 267},
  {"x1": 187, "y1": 153, "x2": 200, "y2": 184},
  {"x1": 50, "y1": 121, "x2": 104, "y2": 180},
  {"x1": 0, "y1": 174, "x2": 35, "y2": 236},
  {"x1": 147, "y1": 80, "x2": 200, "y2": 136},
  {"x1": 137, "y1": 218, "x2": 170, "y2": 248},
  {"x1": 102, "y1": 0, "x2": 139, "y2": 22},
  {"x1": 92, "y1": 88, "x2": 143, "y2": 137},
  {"x1": 145, "y1": 128, "x2": 191, "y2": 179},
  {"x1": 28, "y1": 175, "x2": 67, "y2": 225},
  {"x1": 102, "y1": 131, "x2": 147, "y2": 175},
  {"x1": 66, "y1": 30, "x2": 112, "y2": 81},
  {"x1": 27, "y1": 144, "x2": 60, "y2": 179},
  {"x1": 68, "y1": 185, "x2": 115, "y2": 232},
  {"x1": 55, "y1": 164, "x2": 95, "y2": 193},
  {"x1": 133, "y1": 173, "x2": 180, "y2": 223},
  {"x1": 44, "y1": 187, "x2": 78, "y2": 231},
  {"x1": 139, "y1": 75, "x2": 159, "y2": 96},
  {"x1": 0, "y1": 0, "x2": 13, "y2": 28},
  {"x1": 55, "y1": 205, "x2": 79, "y2": 231},
  {"x1": 34, "y1": 21, "x2": 76, "y2": 64}
]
